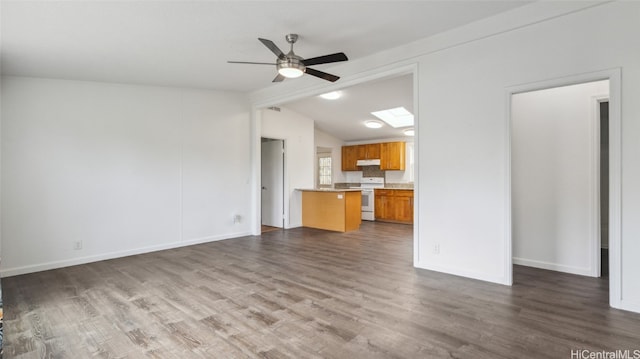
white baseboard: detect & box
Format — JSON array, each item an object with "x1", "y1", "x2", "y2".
[
  {"x1": 415, "y1": 260, "x2": 510, "y2": 285},
  {"x1": 513, "y1": 257, "x2": 593, "y2": 277},
  {"x1": 0, "y1": 231, "x2": 252, "y2": 278},
  {"x1": 616, "y1": 299, "x2": 640, "y2": 314}
]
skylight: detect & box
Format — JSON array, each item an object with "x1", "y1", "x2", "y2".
[{"x1": 370, "y1": 107, "x2": 414, "y2": 128}]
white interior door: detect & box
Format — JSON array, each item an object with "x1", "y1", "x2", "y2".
[{"x1": 261, "y1": 139, "x2": 284, "y2": 228}]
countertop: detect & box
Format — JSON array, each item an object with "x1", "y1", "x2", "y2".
[
  {"x1": 376, "y1": 187, "x2": 414, "y2": 190},
  {"x1": 337, "y1": 187, "x2": 414, "y2": 191},
  {"x1": 297, "y1": 188, "x2": 413, "y2": 192},
  {"x1": 296, "y1": 188, "x2": 363, "y2": 192}
]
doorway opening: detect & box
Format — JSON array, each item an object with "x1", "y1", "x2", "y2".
[
  {"x1": 511, "y1": 80, "x2": 608, "y2": 278},
  {"x1": 599, "y1": 100, "x2": 609, "y2": 277},
  {"x1": 261, "y1": 137, "x2": 285, "y2": 232},
  {"x1": 507, "y1": 69, "x2": 621, "y2": 309},
  {"x1": 251, "y1": 63, "x2": 420, "y2": 264}
]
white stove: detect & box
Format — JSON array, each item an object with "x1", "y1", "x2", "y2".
[{"x1": 359, "y1": 177, "x2": 384, "y2": 221}]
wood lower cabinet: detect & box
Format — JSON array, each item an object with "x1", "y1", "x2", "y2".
[
  {"x1": 393, "y1": 191, "x2": 414, "y2": 223},
  {"x1": 302, "y1": 190, "x2": 362, "y2": 232},
  {"x1": 380, "y1": 142, "x2": 406, "y2": 170},
  {"x1": 374, "y1": 189, "x2": 413, "y2": 224},
  {"x1": 341, "y1": 145, "x2": 359, "y2": 171},
  {"x1": 374, "y1": 190, "x2": 392, "y2": 220}
]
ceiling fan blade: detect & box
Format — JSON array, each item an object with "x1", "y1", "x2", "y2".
[
  {"x1": 302, "y1": 52, "x2": 348, "y2": 66},
  {"x1": 273, "y1": 73, "x2": 285, "y2": 82},
  {"x1": 228, "y1": 61, "x2": 276, "y2": 65},
  {"x1": 305, "y1": 68, "x2": 340, "y2": 82},
  {"x1": 258, "y1": 38, "x2": 286, "y2": 60}
]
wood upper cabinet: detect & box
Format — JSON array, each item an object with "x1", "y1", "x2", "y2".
[
  {"x1": 357, "y1": 143, "x2": 380, "y2": 160},
  {"x1": 380, "y1": 142, "x2": 406, "y2": 170},
  {"x1": 341, "y1": 145, "x2": 359, "y2": 171},
  {"x1": 342, "y1": 141, "x2": 404, "y2": 171},
  {"x1": 375, "y1": 189, "x2": 413, "y2": 224}
]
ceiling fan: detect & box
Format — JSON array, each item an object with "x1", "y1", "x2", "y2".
[{"x1": 228, "y1": 34, "x2": 348, "y2": 83}]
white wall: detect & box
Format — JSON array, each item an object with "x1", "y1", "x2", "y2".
[
  {"x1": 416, "y1": 3, "x2": 639, "y2": 309},
  {"x1": 1, "y1": 76, "x2": 252, "y2": 276},
  {"x1": 261, "y1": 107, "x2": 314, "y2": 228},
  {"x1": 314, "y1": 129, "x2": 346, "y2": 185},
  {"x1": 250, "y1": 2, "x2": 640, "y2": 313},
  {"x1": 512, "y1": 81, "x2": 608, "y2": 276}
]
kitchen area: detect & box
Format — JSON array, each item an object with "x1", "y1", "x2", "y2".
[
  {"x1": 299, "y1": 139, "x2": 414, "y2": 232},
  {"x1": 266, "y1": 73, "x2": 415, "y2": 234}
]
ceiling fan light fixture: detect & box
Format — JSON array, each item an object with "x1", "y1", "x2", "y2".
[
  {"x1": 277, "y1": 57, "x2": 305, "y2": 78},
  {"x1": 278, "y1": 66, "x2": 304, "y2": 78}
]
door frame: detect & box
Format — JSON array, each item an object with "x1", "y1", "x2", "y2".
[
  {"x1": 504, "y1": 68, "x2": 622, "y2": 308},
  {"x1": 261, "y1": 137, "x2": 285, "y2": 228}
]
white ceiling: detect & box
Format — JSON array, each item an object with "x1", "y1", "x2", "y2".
[
  {"x1": 283, "y1": 74, "x2": 413, "y2": 142},
  {"x1": 1, "y1": 1, "x2": 532, "y2": 142},
  {"x1": 1, "y1": 1, "x2": 530, "y2": 93}
]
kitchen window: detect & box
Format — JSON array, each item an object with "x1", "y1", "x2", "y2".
[{"x1": 318, "y1": 154, "x2": 332, "y2": 188}]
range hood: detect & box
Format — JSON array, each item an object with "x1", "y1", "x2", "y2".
[{"x1": 356, "y1": 159, "x2": 381, "y2": 166}]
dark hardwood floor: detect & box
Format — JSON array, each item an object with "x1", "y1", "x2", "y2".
[
  {"x1": 261, "y1": 225, "x2": 282, "y2": 234},
  {"x1": 3, "y1": 222, "x2": 639, "y2": 358}
]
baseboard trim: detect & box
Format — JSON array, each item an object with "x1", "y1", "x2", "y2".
[
  {"x1": 0, "y1": 231, "x2": 252, "y2": 278},
  {"x1": 415, "y1": 260, "x2": 509, "y2": 285},
  {"x1": 513, "y1": 257, "x2": 592, "y2": 277},
  {"x1": 616, "y1": 299, "x2": 640, "y2": 314}
]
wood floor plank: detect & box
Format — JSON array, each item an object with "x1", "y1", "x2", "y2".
[{"x1": 3, "y1": 222, "x2": 640, "y2": 358}]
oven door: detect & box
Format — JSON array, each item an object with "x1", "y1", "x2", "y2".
[{"x1": 361, "y1": 189, "x2": 375, "y2": 220}]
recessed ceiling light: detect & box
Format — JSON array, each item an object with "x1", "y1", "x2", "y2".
[
  {"x1": 365, "y1": 120, "x2": 383, "y2": 129},
  {"x1": 371, "y1": 106, "x2": 414, "y2": 128},
  {"x1": 403, "y1": 128, "x2": 415, "y2": 136},
  {"x1": 319, "y1": 91, "x2": 341, "y2": 100}
]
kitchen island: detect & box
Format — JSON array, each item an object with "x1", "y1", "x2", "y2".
[{"x1": 298, "y1": 189, "x2": 362, "y2": 232}]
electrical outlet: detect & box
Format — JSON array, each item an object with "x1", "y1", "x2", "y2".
[
  {"x1": 73, "y1": 241, "x2": 83, "y2": 250},
  {"x1": 433, "y1": 244, "x2": 440, "y2": 255},
  {"x1": 233, "y1": 215, "x2": 242, "y2": 224}
]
